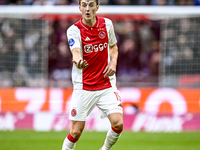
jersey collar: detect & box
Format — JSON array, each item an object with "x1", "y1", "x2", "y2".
[{"x1": 80, "y1": 16, "x2": 99, "y2": 30}]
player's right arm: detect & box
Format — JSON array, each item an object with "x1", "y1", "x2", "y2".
[
  {"x1": 71, "y1": 48, "x2": 88, "y2": 69},
  {"x1": 67, "y1": 25, "x2": 88, "y2": 69}
]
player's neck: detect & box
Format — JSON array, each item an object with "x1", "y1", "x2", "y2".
[{"x1": 82, "y1": 16, "x2": 97, "y2": 27}]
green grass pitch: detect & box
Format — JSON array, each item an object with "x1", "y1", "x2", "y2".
[{"x1": 0, "y1": 131, "x2": 200, "y2": 150}]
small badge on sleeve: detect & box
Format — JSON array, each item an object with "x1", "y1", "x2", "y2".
[{"x1": 69, "y1": 38, "x2": 75, "y2": 47}]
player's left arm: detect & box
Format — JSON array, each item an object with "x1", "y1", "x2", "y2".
[{"x1": 103, "y1": 43, "x2": 118, "y2": 78}]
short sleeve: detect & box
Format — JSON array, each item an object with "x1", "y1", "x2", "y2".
[
  {"x1": 105, "y1": 18, "x2": 117, "y2": 46},
  {"x1": 67, "y1": 25, "x2": 81, "y2": 51}
]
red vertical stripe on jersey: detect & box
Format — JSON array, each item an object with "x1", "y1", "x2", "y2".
[{"x1": 75, "y1": 17, "x2": 112, "y2": 91}]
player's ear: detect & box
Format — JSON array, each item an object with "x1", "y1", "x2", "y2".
[
  {"x1": 79, "y1": 5, "x2": 81, "y2": 11},
  {"x1": 96, "y1": 5, "x2": 99, "y2": 11}
]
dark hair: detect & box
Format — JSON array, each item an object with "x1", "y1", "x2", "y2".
[{"x1": 79, "y1": 0, "x2": 98, "y2": 5}]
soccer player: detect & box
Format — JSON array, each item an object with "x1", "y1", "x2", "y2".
[{"x1": 62, "y1": 0, "x2": 123, "y2": 149}]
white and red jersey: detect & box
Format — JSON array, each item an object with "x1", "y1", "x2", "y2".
[{"x1": 67, "y1": 16, "x2": 117, "y2": 91}]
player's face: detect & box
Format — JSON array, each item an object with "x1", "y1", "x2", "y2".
[{"x1": 79, "y1": 0, "x2": 99, "y2": 24}]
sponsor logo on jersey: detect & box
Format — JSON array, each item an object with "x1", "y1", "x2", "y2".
[
  {"x1": 69, "y1": 38, "x2": 75, "y2": 47},
  {"x1": 84, "y1": 42, "x2": 108, "y2": 53},
  {"x1": 85, "y1": 37, "x2": 90, "y2": 41},
  {"x1": 98, "y1": 31, "x2": 106, "y2": 39}
]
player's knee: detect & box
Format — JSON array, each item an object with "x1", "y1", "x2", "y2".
[
  {"x1": 112, "y1": 119, "x2": 123, "y2": 131},
  {"x1": 109, "y1": 113, "x2": 123, "y2": 130},
  {"x1": 70, "y1": 128, "x2": 83, "y2": 139},
  {"x1": 115, "y1": 121, "x2": 123, "y2": 130}
]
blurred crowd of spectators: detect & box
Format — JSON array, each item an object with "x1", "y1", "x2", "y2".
[
  {"x1": 114, "y1": 20, "x2": 160, "y2": 86},
  {"x1": 161, "y1": 17, "x2": 200, "y2": 87},
  {"x1": 0, "y1": 0, "x2": 200, "y2": 5},
  {"x1": 0, "y1": 18, "x2": 47, "y2": 87},
  {"x1": 163, "y1": 17, "x2": 200, "y2": 75},
  {"x1": 48, "y1": 20, "x2": 73, "y2": 87}
]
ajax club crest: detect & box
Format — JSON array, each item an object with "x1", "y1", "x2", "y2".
[{"x1": 98, "y1": 31, "x2": 106, "y2": 39}]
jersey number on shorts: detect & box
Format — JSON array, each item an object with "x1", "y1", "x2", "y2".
[{"x1": 114, "y1": 92, "x2": 121, "y2": 102}]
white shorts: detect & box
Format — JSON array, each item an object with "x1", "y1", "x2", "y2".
[{"x1": 69, "y1": 87, "x2": 123, "y2": 121}]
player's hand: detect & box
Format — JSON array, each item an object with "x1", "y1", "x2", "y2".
[
  {"x1": 103, "y1": 61, "x2": 116, "y2": 78},
  {"x1": 72, "y1": 59, "x2": 88, "y2": 69}
]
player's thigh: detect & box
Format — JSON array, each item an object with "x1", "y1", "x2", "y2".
[
  {"x1": 69, "y1": 89, "x2": 97, "y2": 121},
  {"x1": 97, "y1": 88, "x2": 123, "y2": 117}
]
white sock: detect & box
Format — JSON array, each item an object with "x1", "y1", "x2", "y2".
[
  {"x1": 102, "y1": 127, "x2": 122, "y2": 150},
  {"x1": 62, "y1": 134, "x2": 77, "y2": 150}
]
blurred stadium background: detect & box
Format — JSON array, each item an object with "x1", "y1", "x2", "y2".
[{"x1": 0, "y1": 0, "x2": 200, "y2": 149}]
